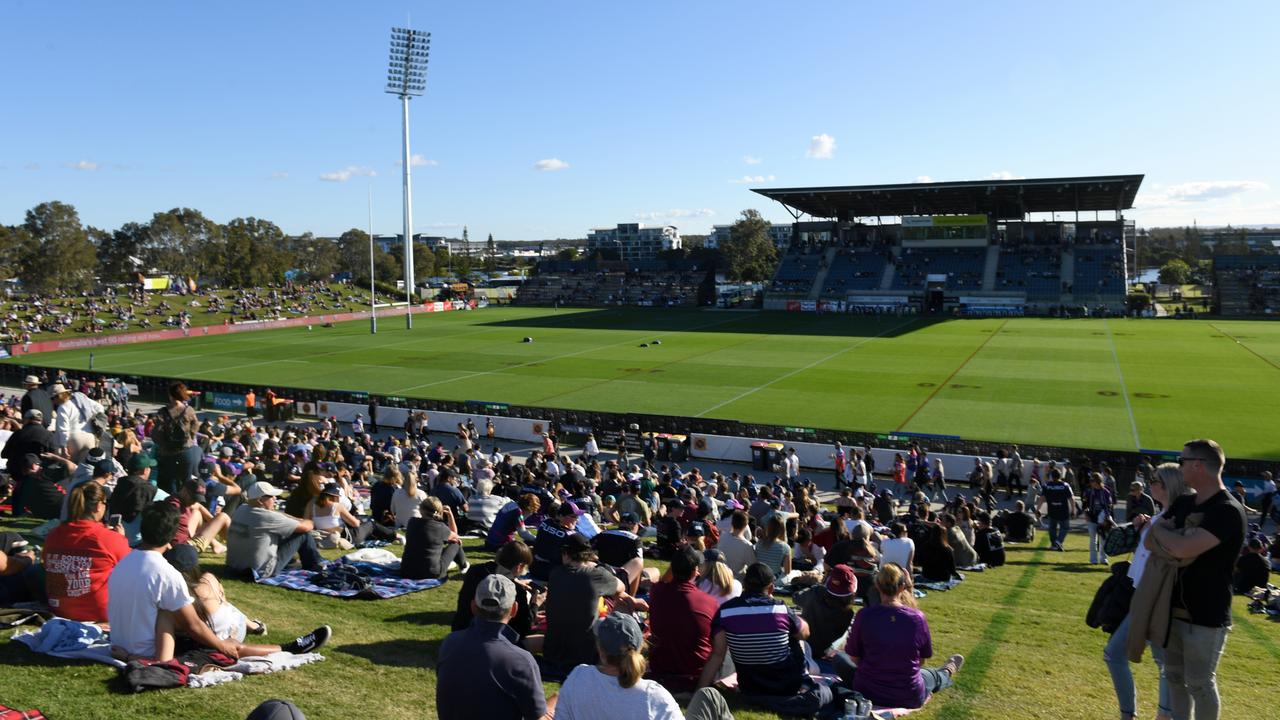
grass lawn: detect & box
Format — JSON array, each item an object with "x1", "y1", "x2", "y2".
[
  {"x1": 10, "y1": 307, "x2": 1280, "y2": 459},
  {"x1": 2, "y1": 516, "x2": 1278, "y2": 720}
]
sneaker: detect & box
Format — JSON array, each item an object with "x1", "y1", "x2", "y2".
[
  {"x1": 247, "y1": 619, "x2": 268, "y2": 636},
  {"x1": 942, "y1": 653, "x2": 964, "y2": 677},
  {"x1": 286, "y1": 625, "x2": 331, "y2": 654}
]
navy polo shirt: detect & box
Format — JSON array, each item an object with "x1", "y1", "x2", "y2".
[{"x1": 437, "y1": 619, "x2": 547, "y2": 720}]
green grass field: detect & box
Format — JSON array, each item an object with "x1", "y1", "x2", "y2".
[
  {"x1": 9, "y1": 307, "x2": 1280, "y2": 459},
  {"x1": 2, "y1": 520, "x2": 1278, "y2": 720}
]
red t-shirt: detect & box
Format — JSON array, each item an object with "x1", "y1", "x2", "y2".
[
  {"x1": 167, "y1": 497, "x2": 196, "y2": 545},
  {"x1": 646, "y1": 579, "x2": 718, "y2": 692},
  {"x1": 42, "y1": 520, "x2": 132, "y2": 622}
]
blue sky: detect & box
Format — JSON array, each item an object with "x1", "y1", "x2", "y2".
[{"x1": 2, "y1": 1, "x2": 1277, "y2": 240}]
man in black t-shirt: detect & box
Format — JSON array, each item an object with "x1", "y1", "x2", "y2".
[
  {"x1": 1149, "y1": 439, "x2": 1246, "y2": 720},
  {"x1": 1037, "y1": 469, "x2": 1076, "y2": 551}
]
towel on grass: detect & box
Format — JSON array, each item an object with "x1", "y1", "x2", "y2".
[
  {"x1": 186, "y1": 651, "x2": 325, "y2": 687},
  {"x1": 915, "y1": 577, "x2": 963, "y2": 592},
  {"x1": 257, "y1": 558, "x2": 441, "y2": 599}
]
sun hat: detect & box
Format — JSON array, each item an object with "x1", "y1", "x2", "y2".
[
  {"x1": 825, "y1": 564, "x2": 858, "y2": 597},
  {"x1": 246, "y1": 481, "x2": 284, "y2": 500},
  {"x1": 22, "y1": 375, "x2": 39, "y2": 386}
]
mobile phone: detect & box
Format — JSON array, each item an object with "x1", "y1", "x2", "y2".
[{"x1": 108, "y1": 514, "x2": 122, "y2": 528}]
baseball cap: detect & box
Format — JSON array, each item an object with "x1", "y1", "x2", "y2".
[
  {"x1": 320, "y1": 483, "x2": 342, "y2": 497},
  {"x1": 663, "y1": 498, "x2": 683, "y2": 510},
  {"x1": 23, "y1": 453, "x2": 42, "y2": 469},
  {"x1": 246, "y1": 481, "x2": 284, "y2": 500},
  {"x1": 245, "y1": 700, "x2": 307, "y2": 720},
  {"x1": 22, "y1": 408, "x2": 42, "y2": 422},
  {"x1": 702, "y1": 548, "x2": 725, "y2": 564},
  {"x1": 563, "y1": 533, "x2": 591, "y2": 554},
  {"x1": 220, "y1": 446, "x2": 234, "y2": 457},
  {"x1": 92, "y1": 459, "x2": 115, "y2": 478},
  {"x1": 182, "y1": 478, "x2": 207, "y2": 497},
  {"x1": 594, "y1": 612, "x2": 644, "y2": 656},
  {"x1": 825, "y1": 564, "x2": 858, "y2": 598},
  {"x1": 85, "y1": 447, "x2": 107, "y2": 464},
  {"x1": 474, "y1": 573, "x2": 516, "y2": 613},
  {"x1": 687, "y1": 521, "x2": 706, "y2": 538},
  {"x1": 128, "y1": 453, "x2": 158, "y2": 472},
  {"x1": 23, "y1": 375, "x2": 40, "y2": 385},
  {"x1": 557, "y1": 500, "x2": 583, "y2": 517},
  {"x1": 618, "y1": 511, "x2": 639, "y2": 525},
  {"x1": 163, "y1": 543, "x2": 200, "y2": 573}
]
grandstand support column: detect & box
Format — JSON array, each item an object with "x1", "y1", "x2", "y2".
[
  {"x1": 807, "y1": 247, "x2": 838, "y2": 302},
  {"x1": 982, "y1": 245, "x2": 1000, "y2": 292}
]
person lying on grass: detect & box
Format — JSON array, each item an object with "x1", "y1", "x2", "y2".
[{"x1": 163, "y1": 543, "x2": 329, "y2": 657}]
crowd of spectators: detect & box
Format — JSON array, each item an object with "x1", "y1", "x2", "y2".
[{"x1": 517, "y1": 269, "x2": 707, "y2": 308}]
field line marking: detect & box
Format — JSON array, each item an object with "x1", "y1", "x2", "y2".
[
  {"x1": 892, "y1": 319, "x2": 1007, "y2": 432},
  {"x1": 1103, "y1": 319, "x2": 1142, "y2": 451},
  {"x1": 1210, "y1": 323, "x2": 1280, "y2": 372},
  {"x1": 389, "y1": 312, "x2": 758, "y2": 395},
  {"x1": 693, "y1": 318, "x2": 919, "y2": 418}
]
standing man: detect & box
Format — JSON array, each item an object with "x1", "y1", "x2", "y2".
[
  {"x1": 244, "y1": 388, "x2": 256, "y2": 420},
  {"x1": 784, "y1": 447, "x2": 801, "y2": 488},
  {"x1": 19, "y1": 375, "x2": 52, "y2": 429},
  {"x1": 830, "y1": 442, "x2": 847, "y2": 490},
  {"x1": 1148, "y1": 439, "x2": 1246, "y2": 720},
  {"x1": 367, "y1": 396, "x2": 379, "y2": 435},
  {"x1": 1037, "y1": 468, "x2": 1076, "y2": 552},
  {"x1": 1006, "y1": 445, "x2": 1024, "y2": 500}
]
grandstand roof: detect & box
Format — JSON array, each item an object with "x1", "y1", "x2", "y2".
[{"x1": 753, "y1": 174, "x2": 1144, "y2": 221}]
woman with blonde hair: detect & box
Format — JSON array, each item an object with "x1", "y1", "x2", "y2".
[
  {"x1": 841, "y1": 563, "x2": 964, "y2": 708},
  {"x1": 400, "y1": 495, "x2": 467, "y2": 581},
  {"x1": 696, "y1": 549, "x2": 741, "y2": 606},
  {"x1": 389, "y1": 466, "x2": 423, "y2": 530},
  {"x1": 555, "y1": 612, "x2": 733, "y2": 719},
  {"x1": 1102, "y1": 463, "x2": 1185, "y2": 720}
]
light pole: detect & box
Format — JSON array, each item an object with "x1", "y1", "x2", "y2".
[
  {"x1": 386, "y1": 26, "x2": 430, "y2": 329},
  {"x1": 368, "y1": 184, "x2": 376, "y2": 334}
]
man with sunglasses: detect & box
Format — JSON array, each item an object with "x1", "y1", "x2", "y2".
[{"x1": 1148, "y1": 439, "x2": 1246, "y2": 720}]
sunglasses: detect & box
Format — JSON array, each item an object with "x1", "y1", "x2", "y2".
[{"x1": 1177, "y1": 457, "x2": 1204, "y2": 466}]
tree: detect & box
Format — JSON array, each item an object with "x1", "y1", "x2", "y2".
[
  {"x1": 721, "y1": 209, "x2": 777, "y2": 282},
  {"x1": 147, "y1": 208, "x2": 222, "y2": 278},
  {"x1": 21, "y1": 201, "x2": 98, "y2": 293},
  {"x1": 484, "y1": 232, "x2": 497, "y2": 273},
  {"x1": 1158, "y1": 258, "x2": 1192, "y2": 286},
  {"x1": 283, "y1": 232, "x2": 340, "y2": 281},
  {"x1": 557, "y1": 247, "x2": 580, "y2": 261},
  {"x1": 98, "y1": 222, "x2": 148, "y2": 282},
  {"x1": 0, "y1": 225, "x2": 36, "y2": 282},
  {"x1": 218, "y1": 217, "x2": 289, "y2": 287},
  {"x1": 388, "y1": 241, "x2": 435, "y2": 283}
]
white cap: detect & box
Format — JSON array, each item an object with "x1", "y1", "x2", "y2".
[{"x1": 246, "y1": 481, "x2": 284, "y2": 500}]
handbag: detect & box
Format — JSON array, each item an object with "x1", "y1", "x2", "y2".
[{"x1": 1104, "y1": 522, "x2": 1141, "y2": 556}]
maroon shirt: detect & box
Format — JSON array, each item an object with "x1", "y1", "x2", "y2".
[{"x1": 646, "y1": 579, "x2": 718, "y2": 692}]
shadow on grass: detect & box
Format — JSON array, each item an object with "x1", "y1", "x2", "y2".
[
  {"x1": 931, "y1": 538, "x2": 1049, "y2": 720},
  {"x1": 384, "y1": 610, "x2": 456, "y2": 627},
  {"x1": 335, "y1": 639, "x2": 443, "y2": 670},
  {"x1": 479, "y1": 308, "x2": 940, "y2": 339}
]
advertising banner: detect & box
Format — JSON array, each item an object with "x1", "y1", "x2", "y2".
[{"x1": 206, "y1": 391, "x2": 247, "y2": 413}]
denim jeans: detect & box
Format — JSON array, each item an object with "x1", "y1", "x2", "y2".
[
  {"x1": 1087, "y1": 521, "x2": 1108, "y2": 564},
  {"x1": 741, "y1": 677, "x2": 832, "y2": 718},
  {"x1": 1164, "y1": 620, "x2": 1229, "y2": 720},
  {"x1": 1048, "y1": 516, "x2": 1070, "y2": 547},
  {"x1": 1104, "y1": 614, "x2": 1172, "y2": 717},
  {"x1": 156, "y1": 445, "x2": 202, "y2": 495},
  {"x1": 920, "y1": 666, "x2": 955, "y2": 696},
  {"x1": 269, "y1": 531, "x2": 323, "y2": 578}
]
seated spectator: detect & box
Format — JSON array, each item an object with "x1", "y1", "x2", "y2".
[
  {"x1": 164, "y1": 543, "x2": 329, "y2": 656},
  {"x1": 879, "y1": 522, "x2": 915, "y2": 571},
  {"x1": 109, "y1": 453, "x2": 163, "y2": 546},
  {"x1": 486, "y1": 493, "x2": 541, "y2": 551},
  {"x1": 696, "y1": 549, "x2": 742, "y2": 607},
  {"x1": 10, "y1": 453, "x2": 65, "y2": 520},
  {"x1": 593, "y1": 512, "x2": 650, "y2": 595},
  {"x1": 841, "y1": 563, "x2": 964, "y2": 709},
  {"x1": 106, "y1": 502, "x2": 239, "y2": 661},
  {"x1": 43, "y1": 482, "x2": 131, "y2": 622},
  {"x1": 530, "y1": 501, "x2": 581, "y2": 581},
  {"x1": 941, "y1": 514, "x2": 978, "y2": 568},
  {"x1": 1002, "y1": 501, "x2": 1035, "y2": 543},
  {"x1": 307, "y1": 483, "x2": 394, "y2": 550},
  {"x1": 973, "y1": 512, "x2": 1006, "y2": 567},
  {"x1": 794, "y1": 564, "x2": 858, "y2": 673},
  {"x1": 432, "y1": 471, "x2": 469, "y2": 519},
  {"x1": 697, "y1": 563, "x2": 833, "y2": 717},
  {"x1": 171, "y1": 478, "x2": 232, "y2": 554},
  {"x1": 648, "y1": 546, "x2": 718, "y2": 693},
  {"x1": 226, "y1": 482, "x2": 322, "y2": 580},
  {"x1": 452, "y1": 541, "x2": 541, "y2": 646},
  {"x1": 557, "y1": 612, "x2": 734, "y2": 720},
  {"x1": 542, "y1": 534, "x2": 631, "y2": 676},
  {"x1": 716, "y1": 510, "x2": 756, "y2": 579},
  {"x1": 402, "y1": 496, "x2": 468, "y2": 581},
  {"x1": 792, "y1": 527, "x2": 825, "y2": 572},
  {"x1": 1234, "y1": 537, "x2": 1271, "y2": 594},
  {"x1": 916, "y1": 523, "x2": 957, "y2": 583},
  {"x1": 367, "y1": 466, "x2": 400, "y2": 527},
  {"x1": 437, "y1": 574, "x2": 556, "y2": 720},
  {"x1": 753, "y1": 513, "x2": 792, "y2": 579},
  {"x1": 830, "y1": 523, "x2": 879, "y2": 606},
  {"x1": 651, "y1": 499, "x2": 686, "y2": 560},
  {"x1": 0, "y1": 531, "x2": 41, "y2": 606},
  {"x1": 465, "y1": 479, "x2": 507, "y2": 533}
]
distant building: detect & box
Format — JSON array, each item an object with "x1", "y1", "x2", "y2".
[
  {"x1": 586, "y1": 223, "x2": 681, "y2": 261},
  {"x1": 1200, "y1": 229, "x2": 1280, "y2": 251},
  {"x1": 707, "y1": 223, "x2": 794, "y2": 249},
  {"x1": 374, "y1": 233, "x2": 455, "y2": 254}
]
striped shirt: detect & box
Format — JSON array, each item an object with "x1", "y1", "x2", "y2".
[{"x1": 712, "y1": 595, "x2": 806, "y2": 695}]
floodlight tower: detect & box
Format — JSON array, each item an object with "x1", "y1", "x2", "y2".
[{"x1": 386, "y1": 26, "x2": 430, "y2": 328}]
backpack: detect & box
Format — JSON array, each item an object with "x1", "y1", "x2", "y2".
[
  {"x1": 976, "y1": 528, "x2": 1006, "y2": 567},
  {"x1": 1103, "y1": 523, "x2": 1142, "y2": 557},
  {"x1": 72, "y1": 392, "x2": 109, "y2": 437},
  {"x1": 154, "y1": 406, "x2": 189, "y2": 450}
]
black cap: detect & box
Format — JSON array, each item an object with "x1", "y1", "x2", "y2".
[
  {"x1": 563, "y1": 533, "x2": 591, "y2": 554},
  {"x1": 618, "y1": 511, "x2": 639, "y2": 525},
  {"x1": 743, "y1": 562, "x2": 776, "y2": 593}
]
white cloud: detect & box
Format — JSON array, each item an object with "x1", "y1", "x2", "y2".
[
  {"x1": 915, "y1": 175, "x2": 934, "y2": 183},
  {"x1": 319, "y1": 166, "x2": 376, "y2": 182},
  {"x1": 1132, "y1": 180, "x2": 1277, "y2": 226},
  {"x1": 633, "y1": 209, "x2": 717, "y2": 222},
  {"x1": 729, "y1": 174, "x2": 776, "y2": 184},
  {"x1": 806, "y1": 134, "x2": 836, "y2": 159},
  {"x1": 270, "y1": 171, "x2": 289, "y2": 179},
  {"x1": 534, "y1": 158, "x2": 569, "y2": 171},
  {"x1": 395, "y1": 154, "x2": 438, "y2": 167},
  {"x1": 985, "y1": 170, "x2": 1023, "y2": 180},
  {"x1": 743, "y1": 155, "x2": 762, "y2": 165},
  {"x1": 67, "y1": 160, "x2": 99, "y2": 171},
  {"x1": 1162, "y1": 180, "x2": 1268, "y2": 202}
]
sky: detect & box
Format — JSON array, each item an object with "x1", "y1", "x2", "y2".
[{"x1": 2, "y1": 1, "x2": 1278, "y2": 240}]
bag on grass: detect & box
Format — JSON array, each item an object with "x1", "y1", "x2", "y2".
[{"x1": 1086, "y1": 560, "x2": 1134, "y2": 633}]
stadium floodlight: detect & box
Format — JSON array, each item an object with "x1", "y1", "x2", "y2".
[{"x1": 386, "y1": 26, "x2": 430, "y2": 328}]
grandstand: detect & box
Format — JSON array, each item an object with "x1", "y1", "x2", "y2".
[
  {"x1": 754, "y1": 175, "x2": 1141, "y2": 315},
  {"x1": 1214, "y1": 254, "x2": 1280, "y2": 315},
  {"x1": 515, "y1": 260, "x2": 710, "y2": 307}
]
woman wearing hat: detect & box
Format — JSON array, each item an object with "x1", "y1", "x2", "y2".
[{"x1": 554, "y1": 612, "x2": 734, "y2": 720}]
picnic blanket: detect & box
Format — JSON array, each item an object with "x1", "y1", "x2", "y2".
[
  {"x1": 714, "y1": 672, "x2": 919, "y2": 719},
  {"x1": 11, "y1": 619, "x2": 324, "y2": 687},
  {"x1": 915, "y1": 578, "x2": 962, "y2": 592},
  {"x1": 256, "y1": 558, "x2": 441, "y2": 599},
  {"x1": 0, "y1": 704, "x2": 47, "y2": 720}
]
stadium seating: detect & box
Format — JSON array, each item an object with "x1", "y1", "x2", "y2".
[
  {"x1": 819, "y1": 248, "x2": 890, "y2": 297},
  {"x1": 515, "y1": 269, "x2": 706, "y2": 307},
  {"x1": 995, "y1": 246, "x2": 1063, "y2": 301},
  {"x1": 1071, "y1": 246, "x2": 1126, "y2": 298},
  {"x1": 770, "y1": 250, "x2": 823, "y2": 294},
  {"x1": 1214, "y1": 255, "x2": 1280, "y2": 315},
  {"x1": 890, "y1": 247, "x2": 987, "y2": 291}
]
